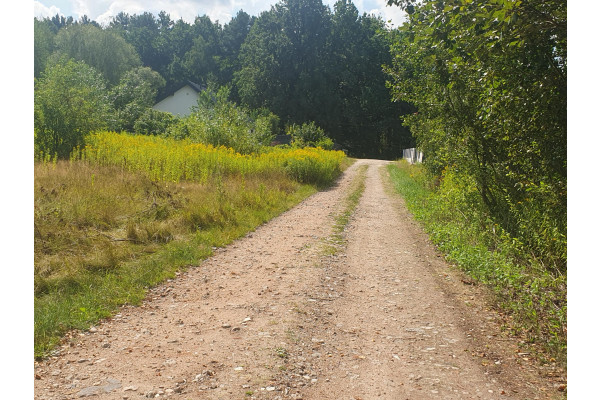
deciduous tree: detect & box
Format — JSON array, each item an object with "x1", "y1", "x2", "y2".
[
  {"x1": 34, "y1": 18, "x2": 55, "y2": 78},
  {"x1": 52, "y1": 24, "x2": 141, "y2": 85},
  {"x1": 385, "y1": 0, "x2": 567, "y2": 270},
  {"x1": 111, "y1": 66, "x2": 166, "y2": 132},
  {"x1": 35, "y1": 59, "x2": 112, "y2": 158}
]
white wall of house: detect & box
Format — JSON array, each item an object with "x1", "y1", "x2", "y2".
[{"x1": 152, "y1": 85, "x2": 200, "y2": 117}]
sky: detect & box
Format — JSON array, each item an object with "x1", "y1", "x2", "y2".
[{"x1": 34, "y1": 0, "x2": 407, "y2": 28}]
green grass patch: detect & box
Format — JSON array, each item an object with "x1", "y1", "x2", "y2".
[
  {"x1": 387, "y1": 161, "x2": 566, "y2": 365},
  {"x1": 321, "y1": 164, "x2": 367, "y2": 255}
]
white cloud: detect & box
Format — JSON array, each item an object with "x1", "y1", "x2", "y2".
[
  {"x1": 34, "y1": 1, "x2": 64, "y2": 19},
  {"x1": 34, "y1": 0, "x2": 407, "y2": 27},
  {"x1": 368, "y1": 0, "x2": 407, "y2": 28},
  {"x1": 64, "y1": 0, "x2": 273, "y2": 25}
]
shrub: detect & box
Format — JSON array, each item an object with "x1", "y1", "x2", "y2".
[
  {"x1": 34, "y1": 58, "x2": 112, "y2": 159},
  {"x1": 165, "y1": 87, "x2": 277, "y2": 154},
  {"x1": 287, "y1": 121, "x2": 333, "y2": 150},
  {"x1": 111, "y1": 67, "x2": 166, "y2": 132},
  {"x1": 134, "y1": 109, "x2": 178, "y2": 136}
]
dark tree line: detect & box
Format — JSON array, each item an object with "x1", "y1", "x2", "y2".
[{"x1": 35, "y1": 0, "x2": 415, "y2": 159}]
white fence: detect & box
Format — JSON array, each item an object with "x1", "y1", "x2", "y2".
[{"x1": 402, "y1": 148, "x2": 423, "y2": 164}]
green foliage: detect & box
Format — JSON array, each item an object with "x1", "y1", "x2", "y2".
[
  {"x1": 34, "y1": 59, "x2": 113, "y2": 159},
  {"x1": 219, "y1": 10, "x2": 257, "y2": 98},
  {"x1": 183, "y1": 34, "x2": 217, "y2": 84},
  {"x1": 52, "y1": 23, "x2": 141, "y2": 85},
  {"x1": 287, "y1": 121, "x2": 333, "y2": 150},
  {"x1": 133, "y1": 109, "x2": 178, "y2": 136},
  {"x1": 388, "y1": 162, "x2": 566, "y2": 362},
  {"x1": 385, "y1": 0, "x2": 566, "y2": 272},
  {"x1": 328, "y1": 1, "x2": 415, "y2": 157},
  {"x1": 166, "y1": 86, "x2": 278, "y2": 154},
  {"x1": 34, "y1": 19, "x2": 56, "y2": 78},
  {"x1": 250, "y1": 108, "x2": 281, "y2": 140},
  {"x1": 110, "y1": 66, "x2": 166, "y2": 132},
  {"x1": 235, "y1": 0, "x2": 413, "y2": 158},
  {"x1": 37, "y1": 2, "x2": 415, "y2": 159}
]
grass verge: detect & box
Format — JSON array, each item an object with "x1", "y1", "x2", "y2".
[
  {"x1": 387, "y1": 161, "x2": 566, "y2": 365},
  {"x1": 34, "y1": 160, "x2": 321, "y2": 358}
]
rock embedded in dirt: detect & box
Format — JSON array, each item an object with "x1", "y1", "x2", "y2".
[{"x1": 77, "y1": 378, "x2": 121, "y2": 397}]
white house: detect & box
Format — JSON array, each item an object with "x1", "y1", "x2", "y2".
[{"x1": 152, "y1": 81, "x2": 204, "y2": 117}]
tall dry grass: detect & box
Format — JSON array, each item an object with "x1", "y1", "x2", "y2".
[{"x1": 34, "y1": 160, "x2": 316, "y2": 357}]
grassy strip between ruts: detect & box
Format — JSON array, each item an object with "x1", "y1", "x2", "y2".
[
  {"x1": 35, "y1": 157, "x2": 351, "y2": 359},
  {"x1": 387, "y1": 161, "x2": 566, "y2": 366},
  {"x1": 321, "y1": 164, "x2": 368, "y2": 256}
]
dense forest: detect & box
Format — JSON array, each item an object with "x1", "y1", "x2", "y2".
[{"x1": 34, "y1": 0, "x2": 415, "y2": 159}]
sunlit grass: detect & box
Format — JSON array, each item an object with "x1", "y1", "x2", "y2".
[{"x1": 77, "y1": 131, "x2": 346, "y2": 186}]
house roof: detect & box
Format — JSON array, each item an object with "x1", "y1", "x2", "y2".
[
  {"x1": 186, "y1": 80, "x2": 205, "y2": 93},
  {"x1": 155, "y1": 80, "x2": 205, "y2": 104}
]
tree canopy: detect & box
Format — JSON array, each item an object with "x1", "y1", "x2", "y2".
[
  {"x1": 35, "y1": 59, "x2": 112, "y2": 158},
  {"x1": 52, "y1": 24, "x2": 141, "y2": 85},
  {"x1": 385, "y1": 0, "x2": 567, "y2": 270},
  {"x1": 235, "y1": 0, "x2": 413, "y2": 157}
]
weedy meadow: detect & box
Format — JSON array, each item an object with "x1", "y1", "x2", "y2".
[{"x1": 34, "y1": 131, "x2": 347, "y2": 358}]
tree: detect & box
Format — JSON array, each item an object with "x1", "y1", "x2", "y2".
[
  {"x1": 110, "y1": 67, "x2": 166, "y2": 132},
  {"x1": 35, "y1": 59, "x2": 113, "y2": 159},
  {"x1": 47, "y1": 14, "x2": 74, "y2": 33},
  {"x1": 236, "y1": 0, "x2": 332, "y2": 124},
  {"x1": 326, "y1": 1, "x2": 414, "y2": 157},
  {"x1": 385, "y1": 0, "x2": 567, "y2": 269},
  {"x1": 219, "y1": 10, "x2": 256, "y2": 100},
  {"x1": 236, "y1": 0, "x2": 413, "y2": 158},
  {"x1": 78, "y1": 14, "x2": 100, "y2": 27},
  {"x1": 235, "y1": 9, "x2": 292, "y2": 116},
  {"x1": 34, "y1": 18, "x2": 55, "y2": 78},
  {"x1": 52, "y1": 24, "x2": 141, "y2": 85},
  {"x1": 123, "y1": 12, "x2": 161, "y2": 70},
  {"x1": 183, "y1": 34, "x2": 216, "y2": 84}
]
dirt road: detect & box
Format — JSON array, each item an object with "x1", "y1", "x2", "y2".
[{"x1": 34, "y1": 160, "x2": 560, "y2": 399}]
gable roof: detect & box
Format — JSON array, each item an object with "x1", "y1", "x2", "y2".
[
  {"x1": 186, "y1": 80, "x2": 204, "y2": 93},
  {"x1": 155, "y1": 80, "x2": 205, "y2": 104}
]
